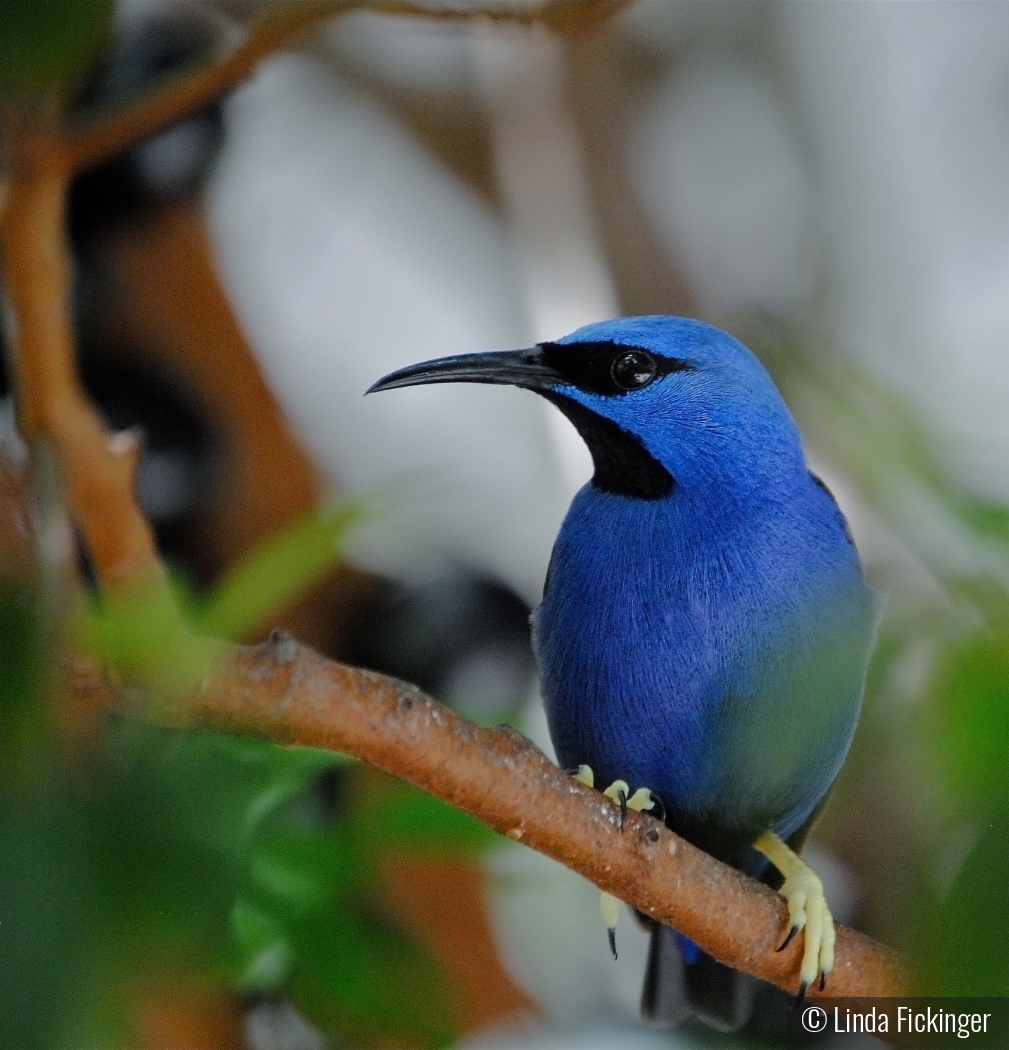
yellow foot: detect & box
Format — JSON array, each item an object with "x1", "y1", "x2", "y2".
[
  {"x1": 754, "y1": 831, "x2": 835, "y2": 1000},
  {"x1": 570, "y1": 765, "x2": 657, "y2": 959},
  {"x1": 601, "y1": 778, "x2": 656, "y2": 829}
]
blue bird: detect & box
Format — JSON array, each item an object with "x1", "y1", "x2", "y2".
[{"x1": 368, "y1": 316, "x2": 878, "y2": 1031}]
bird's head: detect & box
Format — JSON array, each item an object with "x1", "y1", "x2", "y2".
[{"x1": 368, "y1": 316, "x2": 804, "y2": 500}]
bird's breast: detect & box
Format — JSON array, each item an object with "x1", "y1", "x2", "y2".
[
  {"x1": 534, "y1": 496, "x2": 717, "y2": 802},
  {"x1": 533, "y1": 483, "x2": 875, "y2": 847}
]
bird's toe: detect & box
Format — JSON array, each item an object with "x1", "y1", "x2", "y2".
[
  {"x1": 626, "y1": 787, "x2": 657, "y2": 814},
  {"x1": 581, "y1": 774, "x2": 660, "y2": 959},
  {"x1": 602, "y1": 779, "x2": 631, "y2": 826},
  {"x1": 754, "y1": 831, "x2": 835, "y2": 997},
  {"x1": 780, "y1": 864, "x2": 832, "y2": 993},
  {"x1": 600, "y1": 892, "x2": 621, "y2": 958},
  {"x1": 601, "y1": 779, "x2": 657, "y2": 828},
  {"x1": 572, "y1": 764, "x2": 595, "y2": 788}
]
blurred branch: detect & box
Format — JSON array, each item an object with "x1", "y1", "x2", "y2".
[
  {"x1": 3, "y1": 0, "x2": 622, "y2": 586},
  {"x1": 62, "y1": 0, "x2": 628, "y2": 175},
  {"x1": 0, "y1": 131, "x2": 167, "y2": 598},
  {"x1": 63, "y1": 0, "x2": 343, "y2": 173},
  {"x1": 71, "y1": 631, "x2": 909, "y2": 1001}
]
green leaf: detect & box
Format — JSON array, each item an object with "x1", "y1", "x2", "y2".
[
  {"x1": 196, "y1": 501, "x2": 364, "y2": 641},
  {"x1": 79, "y1": 580, "x2": 224, "y2": 697},
  {"x1": 248, "y1": 830, "x2": 357, "y2": 914},
  {"x1": 0, "y1": 0, "x2": 113, "y2": 104},
  {"x1": 230, "y1": 896, "x2": 294, "y2": 991},
  {"x1": 238, "y1": 748, "x2": 351, "y2": 836},
  {"x1": 111, "y1": 724, "x2": 345, "y2": 856}
]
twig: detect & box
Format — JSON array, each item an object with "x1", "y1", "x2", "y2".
[
  {"x1": 63, "y1": 1, "x2": 350, "y2": 174},
  {"x1": 71, "y1": 631, "x2": 909, "y2": 1000},
  {"x1": 62, "y1": 0, "x2": 624, "y2": 175}
]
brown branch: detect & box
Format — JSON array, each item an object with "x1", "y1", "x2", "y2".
[
  {"x1": 0, "y1": 134, "x2": 167, "y2": 597},
  {"x1": 74, "y1": 632, "x2": 909, "y2": 1001},
  {"x1": 63, "y1": 1, "x2": 352, "y2": 173},
  {"x1": 62, "y1": 0, "x2": 623, "y2": 175}
]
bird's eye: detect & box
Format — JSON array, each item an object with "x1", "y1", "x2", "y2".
[{"x1": 610, "y1": 350, "x2": 658, "y2": 391}]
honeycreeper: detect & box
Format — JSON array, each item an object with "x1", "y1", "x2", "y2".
[{"x1": 368, "y1": 316, "x2": 878, "y2": 1032}]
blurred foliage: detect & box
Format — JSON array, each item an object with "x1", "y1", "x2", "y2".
[
  {"x1": 759, "y1": 330, "x2": 1009, "y2": 997},
  {"x1": 81, "y1": 502, "x2": 366, "y2": 688},
  {"x1": 0, "y1": 0, "x2": 113, "y2": 107},
  {"x1": 1, "y1": 501, "x2": 495, "y2": 1050},
  {"x1": 0, "y1": 581, "x2": 51, "y2": 786},
  {"x1": 787, "y1": 358, "x2": 1009, "y2": 604},
  {"x1": 929, "y1": 631, "x2": 1009, "y2": 820},
  {"x1": 914, "y1": 625, "x2": 1009, "y2": 995},
  {"x1": 0, "y1": 715, "x2": 471, "y2": 1049},
  {"x1": 196, "y1": 501, "x2": 365, "y2": 642}
]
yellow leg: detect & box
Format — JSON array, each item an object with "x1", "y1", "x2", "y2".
[
  {"x1": 753, "y1": 831, "x2": 835, "y2": 998},
  {"x1": 571, "y1": 766, "x2": 657, "y2": 959}
]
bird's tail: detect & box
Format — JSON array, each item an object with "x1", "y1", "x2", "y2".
[{"x1": 640, "y1": 923, "x2": 756, "y2": 1033}]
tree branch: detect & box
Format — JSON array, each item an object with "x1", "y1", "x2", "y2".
[
  {"x1": 0, "y1": 136, "x2": 168, "y2": 597},
  {"x1": 72, "y1": 631, "x2": 909, "y2": 1001},
  {"x1": 62, "y1": 0, "x2": 627, "y2": 175}
]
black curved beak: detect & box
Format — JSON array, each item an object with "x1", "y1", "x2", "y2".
[{"x1": 366, "y1": 347, "x2": 561, "y2": 395}]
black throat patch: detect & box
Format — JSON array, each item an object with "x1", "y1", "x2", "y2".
[{"x1": 546, "y1": 393, "x2": 674, "y2": 500}]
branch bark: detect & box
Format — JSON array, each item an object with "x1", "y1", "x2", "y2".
[
  {"x1": 62, "y1": 0, "x2": 628, "y2": 175},
  {"x1": 72, "y1": 632, "x2": 909, "y2": 1001}
]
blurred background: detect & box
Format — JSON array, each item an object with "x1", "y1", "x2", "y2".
[{"x1": 2, "y1": 0, "x2": 1009, "y2": 1047}]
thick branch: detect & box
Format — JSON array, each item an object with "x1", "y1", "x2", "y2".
[
  {"x1": 0, "y1": 142, "x2": 166, "y2": 595},
  {"x1": 62, "y1": 0, "x2": 624, "y2": 175},
  {"x1": 76, "y1": 632, "x2": 908, "y2": 1000}
]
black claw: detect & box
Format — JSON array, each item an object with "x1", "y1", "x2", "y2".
[
  {"x1": 793, "y1": 981, "x2": 808, "y2": 1009},
  {"x1": 608, "y1": 927, "x2": 618, "y2": 960},
  {"x1": 819, "y1": 971, "x2": 827, "y2": 993},
  {"x1": 776, "y1": 925, "x2": 799, "y2": 952},
  {"x1": 651, "y1": 793, "x2": 666, "y2": 822}
]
